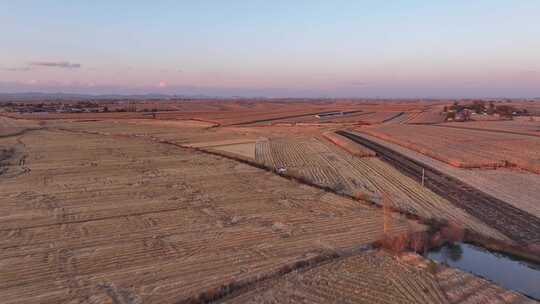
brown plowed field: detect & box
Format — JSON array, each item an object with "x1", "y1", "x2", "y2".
[
  {"x1": 223, "y1": 250, "x2": 537, "y2": 304},
  {"x1": 255, "y1": 137, "x2": 507, "y2": 242},
  {"x1": 400, "y1": 253, "x2": 537, "y2": 304},
  {"x1": 359, "y1": 124, "x2": 540, "y2": 173},
  {"x1": 1, "y1": 108, "x2": 537, "y2": 303},
  {"x1": 341, "y1": 131, "x2": 540, "y2": 245},
  {"x1": 222, "y1": 250, "x2": 449, "y2": 304},
  {"x1": 0, "y1": 124, "x2": 423, "y2": 304},
  {"x1": 354, "y1": 132, "x2": 540, "y2": 220},
  {"x1": 322, "y1": 131, "x2": 376, "y2": 157},
  {"x1": 3, "y1": 100, "x2": 447, "y2": 127},
  {"x1": 439, "y1": 120, "x2": 540, "y2": 137},
  {"x1": 407, "y1": 109, "x2": 447, "y2": 124}
]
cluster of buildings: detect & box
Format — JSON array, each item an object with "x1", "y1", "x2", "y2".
[{"x1": 1, "y1": 103, "x2": 104, "y2": 114}]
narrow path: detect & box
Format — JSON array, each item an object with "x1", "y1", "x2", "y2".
[
  {"x1": 0, "y1": 127, "x2": 43, "y2": 138},
  {"x1": 381, "y1": 111, "x2": 405, "y2": 123}
]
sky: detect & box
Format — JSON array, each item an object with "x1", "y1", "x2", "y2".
[{"x1": 1, "y1": 1, "x2": 539, "y2": 98}]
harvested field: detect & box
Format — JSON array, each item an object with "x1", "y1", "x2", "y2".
[
  {"x1": 46, "y1": 119, "x2": 252, "y2": 146},
  {"x1": 341, "y1": 131, "x2": 540, "y2": 245},
  {"x1": 0, "y1": 116, "x2": 41, "y2": 137},
  {"x1": 440, "y1": 120, "x2": 540, "y2": 137},
  {"x1": 184, "y1": 138, "x2": 258, "y2": 148},
  {"x1": 401, "y1": 253, "x2": 537, "y2": 304},
  {"x1": 350, "y1": 132, "x2": 540, "y2": 223},
  {"x1": 250, "y1": 111, "x2": 404, "y2": 125},
  {"x1": 210, "y1": 142, "x2": 257, "y2": 159},
  {"x1": 3, "y1": 101, "x2": 451, "y2": 129},
  {"x1": 383, "y1": 112, "x2": 411, "y2": 124},
  {"x1": 354, "y1": 111, "x2": 404, "y2": 124},
  {"x1": 3, "y1": 101, "x2": 360, "y2": 126},
  {"x1": 435, "y1": 267, "x2": 537, "y2": 303},
  {"x1": 0, "y1": 125, "x2": 424, "y2": 304},
  {"x1": 406, "y1": 108, "x2": 447, "y2": 124},
  {"x1": 223, "y1": 250, "x2": 536, "y2": 304},
  {"x1": 359, "y1": 124, "x2": 540, "y2": 173},
  {"x1": 1, "y1": 107, "x2": 537, "y2": 303},
  {"x1": 45, "y1": 118, "x2": 329, "y2": 150},
  {"x1": 222, "y1": 250, "x2": 449, "y2": 304},
  {"x1": 255, "y1": 136, "x2": 508, "y2": 242},
  {"x1": 322, "y1": 131, "x2": 375, "y2": 157}
]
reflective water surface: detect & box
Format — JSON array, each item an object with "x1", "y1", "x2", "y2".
[{"x1": 427, "y1": 242, "x2": 540, "y2": 300}]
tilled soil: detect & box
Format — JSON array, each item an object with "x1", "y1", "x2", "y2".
[
  {"x1": 0, "y1": 127, "x2": 422, "y2": 304},
  {"x1": 339, "y1": 131, "x2": 540, "y2": 245}
]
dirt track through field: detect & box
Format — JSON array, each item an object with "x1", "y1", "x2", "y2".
[
  {"x1": 0, "y1": 127, "x2": 43, "y2": 138},
  {"x1": 381, "y1": 111, "x2": 405, "y2": 123},
  {"x1": 338, "y1": 131, "x2": 540, "y2": 245}
]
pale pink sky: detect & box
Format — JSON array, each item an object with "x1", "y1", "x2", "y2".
[{"x1": 1, "y1": 1, "x2": 539, "y2": 97}]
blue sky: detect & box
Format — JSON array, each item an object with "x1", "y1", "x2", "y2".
[{"x1": 1, "y1": 1, "x2": 539, "y2": 97}]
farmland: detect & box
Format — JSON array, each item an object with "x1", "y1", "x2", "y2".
[
  {"x1": 322, "y1": 131, "x2": 376, "y2": 157},
  {"x1": 0, "y1": 123, "x2": 424, "y2": 304},
  {"x1": 222, "y1": 250, "x2": 449, "y2": 304},
  {"x1": 1, "y1": 98, "x2": 539, "y2": 303},
  {"x1": 401, "y1": 253, "x2": 537, "y2": 304},
  {"x1": 359, "y1": 124, "x2": 540, "y2": 173},
  {"x1": 3, "y1": 0, "x2": 540, "y2": 300},
  {"x1": 0, "y1": 116, "x2": 41, "y2": 137},
  {"x1": 353, "y1": 131, "x2": 540, "y2": 220},
  {"x1": 405, "y1": 108, "x2": 447, "y2": 124},
  {"x1": 254, "y1": 135, "x2": 508, "y2": 242},
  {"x1": 340, "y1": 131, "x2": 540, "y2": 248},
  {"x1": 1, "y1": 99, "x2": 446, "y2": 127},
  {"x1": 440, "y1": 120, "x2": 540, "y2": 137},
  {"x1": 222, "y1": 250, "x2": 535, "y2": 304}
]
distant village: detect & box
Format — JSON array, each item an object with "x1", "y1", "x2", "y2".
[
  {"x1": 0, "y1": 100, "x2": 176, "y2": 114},
  {"x1": 444, "y1": 100, "x2": 532, "y2": 122},
  {"x1": 0, "y1": 99, "x2": 538, "y2": 122}
]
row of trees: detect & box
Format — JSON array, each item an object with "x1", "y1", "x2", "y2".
[{"x1": 444, "y1": 100, "x2": 522, "y2": 118}]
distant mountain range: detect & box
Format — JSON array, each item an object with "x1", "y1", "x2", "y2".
[
  {"x1": 0, "y1": 92, "x2": 222, "y2": 102},
  {"x1": 1, "y1": 92, "x2": 538, "y2": 103}
]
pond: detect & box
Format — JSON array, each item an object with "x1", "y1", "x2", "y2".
[{"x1": 427, "y1": 242, "x2": 540, "y2": 300}]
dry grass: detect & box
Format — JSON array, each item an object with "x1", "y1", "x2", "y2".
[
  {"x1": 400, "y1": 253, "x2": 537, "y2": 304},
  {"x1": 359, "y1": 124, "x2": 540, "y2": 173},
  {"x1": 210, "y1": 143, "x2": 257, "y2": 159},
  {"x1": 255, "y1": 137, "x2": 508, "y2": 242},
  {"x1": 222, "y1": 250, "x2": 449, "y2": 304},
  {"x1": 440, "y1": 120, "x2": 540, "y2": 137},
  {"x1": 1, "y1": 113, "x2": 535, "y2": 303},
  {"x1": 322, "y1": 131, "x2": 376, "y2": 157},
  {"x1": 0, "y1": 124, "x2": 422, "y2": 304},
  {"x1": 354, "y1": 131, "x2": 540, "y2": 219}
]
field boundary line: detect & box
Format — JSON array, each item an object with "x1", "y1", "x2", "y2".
[{"x1": 430, "y1": 123, "x2": 540, "y2": 138}]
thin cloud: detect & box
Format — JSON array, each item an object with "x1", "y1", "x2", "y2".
[
  {"x1": 2, "y1": 67, "x2": 32, "y2": 72},
  {"x1": 30, "y1": 61, "x2": 81, "y2": 69}
]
